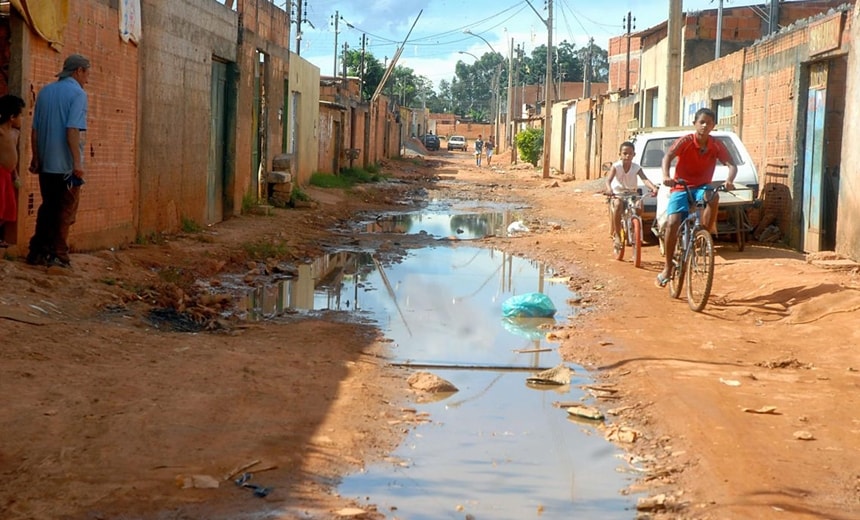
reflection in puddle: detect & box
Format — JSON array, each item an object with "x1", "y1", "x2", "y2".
[
  {"x1": 229, "y1": 246, "x2": 638, "y2": 517},
  {"x1": 363, "y1": 211, "x2": 511, "y2": 239}
]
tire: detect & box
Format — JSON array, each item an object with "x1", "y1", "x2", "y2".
[
  {"x1": 631, "y1": 217, "x2": 642, "y2": 268},
  {"x1": 668, "y1": 232, "x2": 685, "y2": 299},
  {"x1": 686, "y1": 229, "x2": 715, "y2": 312}
]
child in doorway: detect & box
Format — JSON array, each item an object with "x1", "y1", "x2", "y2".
[
  {"x1": 474, "y1": 134, "x2": 484, "y2": 166},
  {"x1": 0, "y1": 94, "x2": 25, "y2": 249},
  {"x1": 655, "y1": 107, "x2": 737, "y2": 287},
  {"x1": 605, "y1": 141, "x2": 658, "y2": 251},
  {"x1": 485, "y1": 137, "x2": 495, "y2": 166}
]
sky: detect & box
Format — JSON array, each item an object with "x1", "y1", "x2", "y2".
[{"x1": 292, "y1": 0, "x2": 773, "y2": 90}]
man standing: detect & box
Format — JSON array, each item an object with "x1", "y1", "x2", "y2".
[
  {"x1": 474, "y1": 134, "x2": 484, "y2": 167},
  {"x1": 27, "y1": 54, "x2": 90, "y2": 269}
]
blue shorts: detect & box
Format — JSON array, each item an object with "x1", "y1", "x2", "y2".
[{"x1": 666, "y1": 187, "x2": 710, "y2": 218}]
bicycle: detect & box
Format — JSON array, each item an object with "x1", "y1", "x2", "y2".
[
  {"x1": 607, "y1": 190, "x2": 645, "y2": 268},
  {"x1": 665, "y1": 180, "x2": 725, "y2": 312}
]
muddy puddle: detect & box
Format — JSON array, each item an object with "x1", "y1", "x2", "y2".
[{"x1": 222, "y1": 238, "x2": 641, "y2": 518}]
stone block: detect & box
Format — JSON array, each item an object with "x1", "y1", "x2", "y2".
[
  {"x1": 268, "y1": 171, "x2": 292, "y2": 184},
  {"x1": 272, "y1": 154, "x2": 293, "y2": 172}
]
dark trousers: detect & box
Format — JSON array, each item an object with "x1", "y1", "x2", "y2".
[{"x1": 28, "y1": 174, "x2": 80, "y2": 263}]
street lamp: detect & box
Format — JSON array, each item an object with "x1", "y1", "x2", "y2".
[
  {"x1": 463, "y1": 30, "x2": 502, "y2": 150},
  {"x1": 463, "y1": 29, "x2": 498, "y2": 54},
  {"x1": 458, "y1": 50, "x2": 479, "y2": 61}
]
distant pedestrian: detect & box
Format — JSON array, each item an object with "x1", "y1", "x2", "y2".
[
  {"x1": 0, "y1": 94, "x2": 25, "y2": 249},
  {"x1": 474, "y1": 134, "x2": 484, "y2": 166},
  {"x1": 27, "y1": 54, "x2": 90, "y2": 269},
  {"x1": 485, "y1": 137, "x2": 495, "y2": 166}
]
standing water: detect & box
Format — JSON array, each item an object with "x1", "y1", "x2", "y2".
[{"x1": 230, "y1": 215, "x2": 641, "y2": 518}]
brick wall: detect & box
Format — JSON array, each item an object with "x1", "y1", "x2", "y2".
[{"x1": 19, "y1": 1, "x2": 139, "y2": 252}]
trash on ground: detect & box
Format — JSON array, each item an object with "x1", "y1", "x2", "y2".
[
  {"x1": 526, "y1": 363, "x2": 572, "y2": 385},
  {"x1": 793, "y1": 430, "x2": 815, "y2": 440},
  {"x1": 742, "y1": 406, "x2": 779, "y2": 414},
  {"x1": 719, "y1": 378, "x2": 741, "y2": 387},
  {"x1": 566, "y1": 405, "x2": 604, "y2": 421},
  {"x1": 507, "y1": 220, "x2": 530, "y2": 235},
  {"x1": 501, "y1": 292, "x2": 557, "y2": 318},
  {"x1": 336, "y1": 507, "x2": 369, "y2": 517}
]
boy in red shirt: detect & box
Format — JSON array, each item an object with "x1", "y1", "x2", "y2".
[{"x1": 656, "y1": 108, "x2": 737, "y2": 287}]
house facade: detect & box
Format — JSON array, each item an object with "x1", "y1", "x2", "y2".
[
  {"x1": 584, "y1": 1, "x2": 857, "y2": 257},
  {"x1": 3, "y1": 0, "x2": 321, "y2": 254}
]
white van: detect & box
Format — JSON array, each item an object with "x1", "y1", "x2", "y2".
[{"x1": 630, "y1": 129, "x2": 759, "y2": 231}]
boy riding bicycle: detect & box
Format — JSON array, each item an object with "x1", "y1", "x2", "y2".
[
  {"x1": 656, "y1": 108, "x2": 737, "y2": 288},
  {"x1": 605, "y1": 141, "x2": 658, "y2": 251}
]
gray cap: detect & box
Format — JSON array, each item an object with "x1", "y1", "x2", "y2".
[{"x1": 56, "y1": 54, "x2": 90, "y2": 78}]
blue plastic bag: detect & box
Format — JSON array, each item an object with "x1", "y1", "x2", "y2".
[{"x1": 501, "y1": 292, "x2": 557, "y2": 318}]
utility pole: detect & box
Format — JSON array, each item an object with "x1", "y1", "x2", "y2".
[
  {"x1": 506, "y1": 37, "x2": 514, "y2": 152},
  {"x1": 624, "y1": 11, "x2": 635, "y2": 93},
  {"x1": 541, "y1": 0, "x2": 553, "y2": 178},
  {"x1": 716, "y1": 0, "x2": 724, "y2": 59},
  {"x1": 342, "y1": 42, "x2": 349, "y2": 79},
  {"x1": 768, "y1": 0, "x2": 780, "y2": 35},
  {"x1": 666, "y1": 0, "x2": 682, "y2": 126},
  {"x1": 359, "y1": 33, "x2": 367, "y2": 99},
  {"x1": 331, "y1": 11, "x2": 340, "y2": 76},
  {"x1": 584, "y1": 37, "x2": 593, "y2": 98},
  {"x1": 292, "y1": 0, "x2": 313, "y2": 56}
]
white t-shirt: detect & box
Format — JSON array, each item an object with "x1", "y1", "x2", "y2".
[{"x1": 609, "y1": 161, "x2": 642, "y2": 194}]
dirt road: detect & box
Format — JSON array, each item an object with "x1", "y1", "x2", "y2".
[{"x1": 1, "y1": 151, "x2": 858, "y2": 519}]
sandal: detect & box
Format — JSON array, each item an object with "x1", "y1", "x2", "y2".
[{"x1": 655, "y1": 273, "x2": 670, "y2": 288}]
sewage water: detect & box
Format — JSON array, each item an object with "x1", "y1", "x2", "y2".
[{"x1": 230, "y1": 217, "x2": 639, "y2": 518}]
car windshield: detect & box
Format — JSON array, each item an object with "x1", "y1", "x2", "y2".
[{"x1": 639, "y1": 136, "x2": 746, "y2": 167}]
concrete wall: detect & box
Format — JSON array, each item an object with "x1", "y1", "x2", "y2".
[
  {"x1": 638, "y1": 37, "x2": 669, "y2": 127},
  {"x1": 16, "y1": 0, "x2": 139, "y2": 252},
  {"x1": 549, "y1": 100, "x2": 569, "y2": 173},
  {"x1": 287, "y1": 54, "x2": 320, "y2": 185},
  {"x1": 837, "y1": 3, "x2": 860, "y2": 259},
  {"x1": 138, "y1": 0, "x2": 238, "y2": 233}
]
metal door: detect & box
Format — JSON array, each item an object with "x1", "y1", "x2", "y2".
[
  {"x1": 207, "y1": 60, "x2": 227, "y2": 224},
  {"x1": 802, "y1": 63, "x2": 827, "y2": 252}
]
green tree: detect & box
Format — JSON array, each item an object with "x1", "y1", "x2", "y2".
[
  {"x1": 515, "y1": 127, "x2": 544, "y2": 166},
  {"x1": 451, "y1": 52, "x2": 507, "y2": 121},
  {"x1": 344, "y1": 49, "x2": 384, "y2": 100}
]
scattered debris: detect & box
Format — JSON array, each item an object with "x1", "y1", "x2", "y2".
[
  {"x1": 719, "y1": 378, "x2": 741, "y2": 387},
  {"x1": 793, "y1": 430, "x2": 815, "y2": 441},
  {"x1": 527, "y1": 363, "x2": 573, "y2": 385},
  {"x1": 755, "y1": 357, "x2": 812, "y2": 370},
  {"x1": 335, "y1": 507, "x2": 369, "y2": 517},
  {"x1": 604, "y1": 425, "x2": 640, "y2": 443},
  {"x1": 407, "y1": 372, "x2": 458, "y2": 393},
  {"x1": 636, "y1": 493, "x2": 671, "y2": 512},
  {"x1": 742, "y1": 406, "x2": 780, "y2": 415},
  {"x1": 566, "y1": 405, "x2": 604, "y2": 421}
]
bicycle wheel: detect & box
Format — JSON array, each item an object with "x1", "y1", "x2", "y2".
[
  {"x1": 686, "y1": 229, "x2": 715, "y2": 312},
  {"x1": 631, "y1": 217, "x2": 642, "y2": 268},
  {"x1": 668, "y1": 230, "x2": 685, "y2": 299}
]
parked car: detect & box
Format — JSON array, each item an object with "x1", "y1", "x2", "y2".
[
  {"x1": 447, "y1": 135, "x2": 467, "y2": 151},
  {"x1": 423, "y1": 134, "x2": 440, "y2": 151},
  {"x1": 631, "y1": 128, "x2": 759, "y2": 233}
]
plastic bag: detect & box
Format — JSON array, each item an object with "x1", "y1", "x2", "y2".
[{"x1": 501, "y1": 292, "x2": 557, "y2": 318}]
